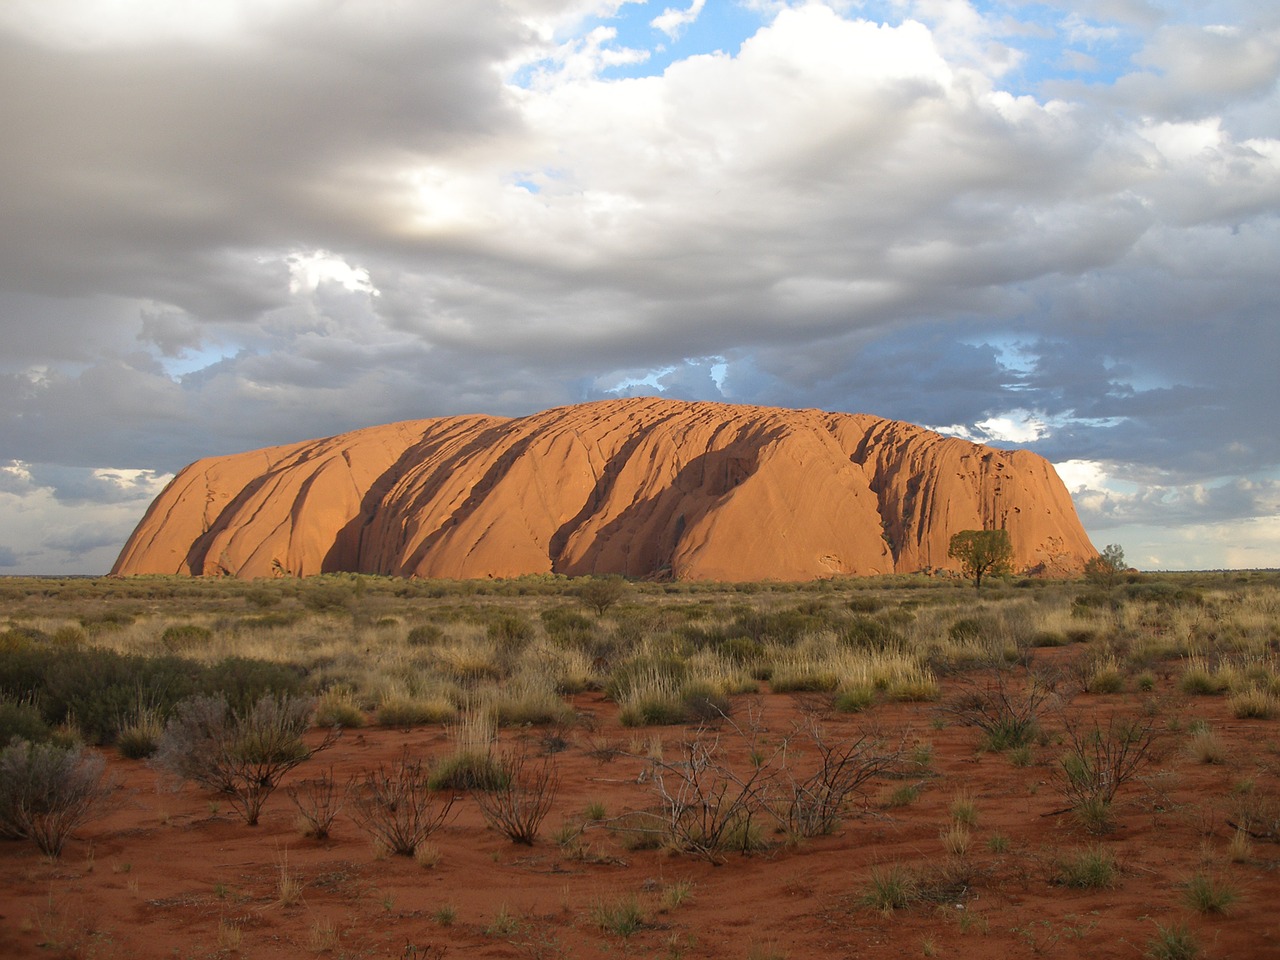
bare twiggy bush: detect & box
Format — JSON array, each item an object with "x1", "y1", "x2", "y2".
[
  {"x1": 154, "y1": 694, "x2": 337, "y2": 826},
  {"x1": 0, "y1": 739, "x2": 112, "y2": 856},
  {"x1": 473, "y1": 744, "x2": 560, "y2": 844},
  {"x1": 943, "y1": 665, "x2": 1055, "y2": 750},
  {"x1": 641, "y1": 719, "x2": 782, "y2": 862},
  {"x1": 631, "y1": 706, "x2": 904, "y2": 860},
  {"x1": 286, "y1": 767, "x2": 346, "y2": 839},
  {"x1": 1056, "y1": 716, "x2": 1159, "y2": 833},
  {"x1": 784, "y1": 720, "x2": 904, "y2": 838},
  {"x1": 349, "y1": 751, "x2": 457, "y2": 856}
]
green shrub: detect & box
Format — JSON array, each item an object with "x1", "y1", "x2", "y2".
[
  {"x1": 160, "y1": 624, "x2": 213, "y2": 652},
  {"x1": 487, "y1": 614, "x2": 534, "y2": 648},
  {"x1": 841, "y1": 617, "x2": 900, "y2": 650},
  {"x1": 0, "y1": 739, "x2": 110, "y2": 856},
  {"x1": 406, "y1": 624, "x2": 445, "y2": 647},
  {"x1": 540, "y1": 607, "x2": 595, "y2": 637},
  {"x1": 203, "y1": 656, "x2": 305, "y2": 712},
  {"x1": 0, "y1": 698, "x2": 51, "y2": 745},
  {"x1": 154, "y1": 693, "x2": 334, "y2": 826}
]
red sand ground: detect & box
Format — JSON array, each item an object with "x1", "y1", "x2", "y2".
[{"x1": 3, "y1": 652, "x2": 1277, "y2": 959}]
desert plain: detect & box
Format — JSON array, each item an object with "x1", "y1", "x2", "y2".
[{"x1": 2, "y1": 571, "x2": 1279, "y2": 960}]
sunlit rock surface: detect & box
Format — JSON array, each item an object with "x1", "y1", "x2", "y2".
[{"x1": 112, "y1": 398, "x2": 1096, "y2": 581}]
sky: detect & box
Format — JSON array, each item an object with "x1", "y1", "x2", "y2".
[{"x1": 1, "y1": 0, "x2": 1278, "y2": 575}]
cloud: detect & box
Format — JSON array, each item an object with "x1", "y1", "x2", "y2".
[
  {"x1": 651, "y1": 0, "x2": 706, "y2": 40},
  {"x1": 1, "y1": 1, "x2": 1278, "y2": 572}
]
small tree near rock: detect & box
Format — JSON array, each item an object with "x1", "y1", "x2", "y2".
[
  {"x1": 947, "y1": 529, "x2": 1013, "y2": 590},
  {"x1": 1083, "y1": 544, "x2": 1127, "y2": 588},
  {"x1": 575, "y1": 575, "x2": 630, "y2": 617}
]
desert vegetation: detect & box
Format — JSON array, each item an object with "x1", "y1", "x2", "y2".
[{"x1": 0, "y1": 568, "x2": 1278, "y2": 958}]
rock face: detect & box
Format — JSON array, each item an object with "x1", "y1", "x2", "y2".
[{"x1": 112, "y1": 398, "x2": 1097, "y2": 581}]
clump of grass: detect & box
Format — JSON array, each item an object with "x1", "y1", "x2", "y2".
[
  {"x1": 413, "y1": 842, "x2": 441, "y2": 869},
  {"x1": 1229, "y1": 686, "x2": 1274, "y2": 719},
  {"x1": 217, "y1": 918, "x2": 243, "y2": 952},
  {"x1": 374, "y1": 695, "x2": 454, "y2": 728},
  {"x1": 1055, "y1": 845, "x2": 1118, "y2": 889},
  {"x1": 986, "y1": 833, "x2": 1009, "y2": 854},
  {"x1": 1008, "y1": 745, "x2": 1034, "y2": 767},
  {"x1": 941, "y1": 823, "x2": 971, "y2": 857},
  {"x1": 1179, "y1": 657, "x2": 1224, "y2": 696},
  {"x1": 1085, "y1": 655, "x2": 1126, "y2": 694},
  {"x1": 308, "y1": 917, "x2": 339, "y2": 953},
  {"x1": 1145, "y1": 921, "x2": 1200, "y2": 960},
  {"x1": 1227, "y1": 826, "x2": 1252, "y2": 863},
  {"x1": 860, "y1": 864, "x2": 918, "y2": 913},
  {"x1": 314, "y1": 689, "x2": 366, "y2": 729},
  {"x1": 116, "y1": 708, "x2": 165, "y2": 759},
  {"x1": 950, "y1": 791, "x2": 978, "y2": 827},
  {"x1": 886, "y1": 784, "x2": 921, "y2": 808},
  {"x1": 428, "y1": 709, "x2": 508, "y2": 790},
  {"x1": 1187, "y1": 727, "x2": 1225, "y2": 764},
  {"x1": 833, "y1": 685, "x2": 874, "y2": 713},
  {"x1": 485, "y1": 903, "x2": 520, "y2": 937},
  {"x1": 1182, "y1": 873, "x2": 1239, "y2": 914},
  {"x1": 658, "y1": 879, "x2": 693, "y2": 911},
  {"x1": 484, "y1": 676, "x2": 575, "y2": 726},
  {"x1": 590, "y1": 894, "x2": 645, "y2": 937}
]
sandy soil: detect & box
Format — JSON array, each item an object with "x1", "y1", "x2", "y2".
[{"x1": 3, "y1": 651, "x2": 1277, "y2": 960}]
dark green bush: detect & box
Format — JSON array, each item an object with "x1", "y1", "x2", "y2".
[
  {"x1": 160, "y1": 624, "x2": 213, "y2": 652},
  {"x1": 540, "y1": 607, "x2": 594, "y2": 637},
  {"x1": 204, "y1": 657, "x2": 304, "y2": 712},
  {"x1": 487, "y1": 614, "x2": 534, "y2": 648},
  {"x1": 841, "y1": 616, "x2": 901, "y2": 650},
  {"x1": 406, "y1": 623, "x2": 445, "y2": 647},
  {"x1": 0, "y1": 699, "x2": 51, "y2": 745},
  {"x1": 78, "y1": 610, "x2": 136, "y2": 631},
  {"x1": 847, "y1": 595, "x2": 884, "y2": 614}
]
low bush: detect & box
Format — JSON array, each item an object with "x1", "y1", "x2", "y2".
[
  {"x1": 473, "y1": 746, "x2": 559, "y2": 844},
  {"x1": 350, "y1": 753, "x2": 456, "y2": 855},
  {"x1": 287, "y1": 768, "x2": 345, "y2": 839},
  {"x1": 0, "y1": 698, "x2": 51, "y2": 745},
  {"x1": 0, "y1": 739, "x2": 111, "y2": 856},
  {"x1": 160, "y1": 624, "x2": 213, "y2": 652},
  {"x1": 153, "y1": 693, "x2": 335, "y2": 825}
]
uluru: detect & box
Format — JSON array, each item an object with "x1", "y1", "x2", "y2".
[{"x1": 111, "y1": 398, "x2": 1096, "y2": 581}]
